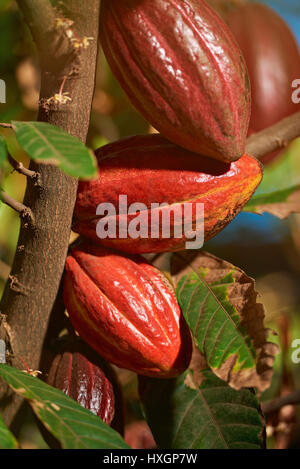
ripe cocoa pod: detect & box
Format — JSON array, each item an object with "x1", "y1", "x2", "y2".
[
  {"x1": 99, "y1": 0, "x2": 251, "y2": 162},
  {"x1": 63, "y1": 243, "x2": 192, "y2": 378},
  {"x1": 46, "y1": 341, "x2": 120, "y2": 427},
  {"x1": 73, "y1": 134, "x2": 263, "y2": 254},
  {"x1": 210, "y1": 1, "x2": 300, "y2": 164}
]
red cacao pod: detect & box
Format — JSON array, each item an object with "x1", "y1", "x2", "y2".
[
  {"x1": 100, "y1": 0, "x2": 251, "y2": 162},
  {"x1": 73, "y1": 134, "x2": 263, "y2": 254},
  {"x1": 211, "y1": 1, "x2": 300, "y2": 164},
  {"x1": 63, "y1": 243, "x2": 192, "y2": 378},
  {"x1": 46, "y1": 341, "x2": 119, "y2": 426}
]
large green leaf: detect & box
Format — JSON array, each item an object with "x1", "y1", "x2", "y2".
[
  {"x1": 0, "y1": 364, "x2": 129, "y2": 449},
  {"x1": 12, "y1": 121, "x2": 98, "y2": 180},
  {"x1": 139, "y1": 367, "x2": 264, "y2": 449},
  {"x1": 0, "y1": 413, "x2": 18, "y2": 449},
  {"x1": 243, "y1": 185, "x2": 300, "y2": 219},
  {"x1": 172, "y1": 251, "x2": 278, "y2": 392}
]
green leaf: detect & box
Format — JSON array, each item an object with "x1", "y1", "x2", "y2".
[
  {"x1": 0, "y1": 413, "x2": 18, "y2": 449},
  {"x1": 243, "y1": 185, "x2": 300, "y2": 219},
  {"x1": 0, "y1": 135, "x2": 8, "y2": 169},
  {"x1": 255, "y1": 139, "x2": 300, "y2": 195},
  {"x1": 172, "y1": 251, "x2": 278, "y2": 392},
  {"x1": 139, "y1": 368, "x2": 264, "y2": 449},
  {"x1": 0, "y1": 364, "x2": 129, "y2": 449},
  {"x1": 12, "y1": 121, "x2": 98, "y2": 180}
]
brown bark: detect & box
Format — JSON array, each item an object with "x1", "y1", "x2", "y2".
[
  {"x1": 246, "y1": 111, "x2": 300, "y2": 159},
  {"x1": 0, "y1": 0, "x2": 101, "y2": 425},
  {"x1": 262, "y1": 390, "x2": 300, "y2": 415}
]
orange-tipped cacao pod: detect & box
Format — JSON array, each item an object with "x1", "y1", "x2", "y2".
[
  {"x1": 46, "y1": 341, "x2": 120, "y2": 426},
  {"x1": 210, "y1": 1, "x2": 300, "y2": 164},
  {"x1": 99, "y1": 0, "x2": 251, "y2": 162},
  {"x1": 73, "y1": 134, "x2": 263, "y2": 254},
  {"x1": 63, "y1": 243, "x2": 192, "y2": 378}
]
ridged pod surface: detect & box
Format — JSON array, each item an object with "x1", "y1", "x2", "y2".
[
  {"x1": 100, "y1": 0, "x2": 251, "y2": 162},
  {"x1": 46, "y1": 341, "x2": 117, "y2": 425},
  {"x1": 73, "y1": 134, "x2": 263, "y2": 254},
  {"x1": 63, "y1": 243, "x2": 192, "y2": 378},
  {"x1": 212, "y1": 1, "x2": 300, "y2": 163}
]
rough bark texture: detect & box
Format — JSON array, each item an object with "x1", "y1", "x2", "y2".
[{"x1": 0, "y1": 0, "x2": 100, "y2": 425}]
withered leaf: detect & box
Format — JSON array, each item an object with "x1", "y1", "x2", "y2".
[
  {"x1": 184, "y1": 343, "x2": 208, "y2": 390},
  {"x1": 171, "y1": 250, "x2": 279, "y2": 392}
]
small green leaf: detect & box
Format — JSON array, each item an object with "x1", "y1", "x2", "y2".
[
  {"x1": 139, "y1": 368, "x2": 264, "y2": 449},
  {"x1": 0, "y1": 364, "x2": 129, "y2": 449},
  {"x1": 12, "y1": 121, "x2": 98, "y2": 180},
  {"x1": 0, "y1": 135, "x2": 8, "y2": 170},
  {"x1": 243, "y1": 185, "x2": 300, "y2": 218},
  {"x1": 255, "y1": 139, "x2": 300, "y2": 195},
  {"x1": 0, "y1": 413, "x2": 18, "y2": 449}
]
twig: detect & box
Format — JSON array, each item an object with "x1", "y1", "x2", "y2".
[
  {"x1": 0, "y1": 123, "x2": 15, "y2": 130},
  {"x1": 246, "y1": 111, "x2": 300, "y2": 159},
  {"x1": 8, "y1": 154, "x2": 41, "y2": 186},
  {"x1": 262, "y1": 391, "x2": 300, "y2": 415},
  {"x1": 1, "y1": 191, "x2": 34, "y2": 226}
]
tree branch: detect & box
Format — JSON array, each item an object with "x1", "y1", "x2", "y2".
[
  {"x1": 0, "y1": 123, "x2": 14, "y2": 130},
  {"x1": 0, "y1": 0, "x2": 101, "y2": 426},
  {"x1": 262, "y1": 391, "x2": 300, "y2": 415},
  {"x1": 16, "y1": 0, "x2": 56, "y2": 41},
  {"x1": 7, "y1": 154, "x2": 41, "y2": 186},
  {"x1": 1, "y1": 192, "x2": 34, "y2": 224},
  {"x1": 246, "y1": 111, "x2": 300, "y2": 159},
  {"x1": 16, "y1": 0, "x2": 76, "y2": 73}
]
